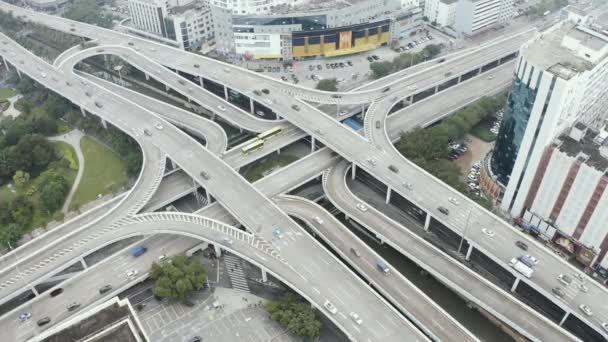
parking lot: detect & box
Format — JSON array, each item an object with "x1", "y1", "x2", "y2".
[
  {"x1": 238, "y1": 30, "x2": 449, "y2": 90},
  {"x1": 135, "y1": 287, "x2": 300, "y2": 342}
]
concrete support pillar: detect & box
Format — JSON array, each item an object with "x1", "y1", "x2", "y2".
[
  {"x1": 311, "y1": 136, "x2": 316, "y2": 153},
  {"x1": 457, "y1": 74, "x2": 462, "y2": 83},
  {"x1": 261, "y1": 269, "x2": 267, "y2": 282},
  {"x1": 169, "y1": 158, "x2": 176, "y2": 170},
  {"x1": 407, "y1": 95, "x2": 413, "y2": 104},
  {"x1": 249, "y1": 98, "x2": 254, "y2": 114},
  {"x1": 165, "y1": 83, "x2": 170, "y2": 92},
  {"x1": 80, "y1": 106, "x2": 86, "y2": 117},
  {"x1": 378, "y1": 235, "x2": 384, "y2": 245},
  {"x1": 559, "y1": 312, "x2": 570, "y2": 326},
  {"x1": 465, "y1": 244, "x2": 474, "y2": 261},
  {"x1": 276, "y1": 148, "x2": 281, "y2": 155},
  {"x1": 206, "y1": 191, "x2": 211, "y2": 204},
  {"x1": 434, "y1": 84, "x2": 439, "y2": 94},
  {"x1": 80, "y1": 257, "x2": 88, "y2": 270},
  {"x1": 223, "y1": 86, "x2": 228, "y2": 101},
  {"x1": 31, "y1": 287, "x2": 39, "y2": 296},
  {"x1": 16, "y1": 68, "x2": 22, "y2": 80},
  {"x1": 511, "y1": 277, "x2": 520, "y2": 293},
  {"x1": 361, "y1": 104, "x2": 365, "y2": 116},
  {"x1": 424, "y1": 213, "x2": 431, "y2": 231},
  {"x1": 198, "y1": 76, "x2": 203, "y2": 87},
  {"x1": 239, "y1": 127, "x2": 243, "y2": 133},
  {"x1": 214, "y1": 244, "x2": 222, "y2": 258},
  {"x1": 101, "y1": 119, "x2": 108, "y2": 129},
  {"x1": 351, "y1": 163, "x2": 356, "y2": 180},
  {"x1": 385, "y1": 187, "x2": 391, "y2": 204},
  {"x1": 344, "y1": 214, "x2": 349, "y2": 221},
  {"x1": 145, "y1": 73, "x2": 150, "y2": 81},
  {"x1": 2, "y1": 56, "x2": 8, "y2": 71}
]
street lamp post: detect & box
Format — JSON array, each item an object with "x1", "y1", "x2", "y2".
[{"x1": 113, "y1": 64, "x2": 124, "y2": 84}]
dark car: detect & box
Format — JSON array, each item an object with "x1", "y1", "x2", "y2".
[
  {"x1": 94, "y1": 101, "x2": 103, "y2": 108},
  {"x1": 347, "y1": 61, "x2": 353, "y2": 66},
  {"x1": 388, "y1": 165, "x2": 399, "y2": 173},
  {"x1": 437, "y1": 206, "x2": 449, "y2": 215},
  {"x1": 339, "y1": 62, "x2": 345, "y2": 67},
  {"x1": 291, "y1": 104, "x2": 300, "y2": 111},
  {"x1": 372, "y1": 55, "x2": 379, "y2": 60},
  {"x1": 515, "y1": 240, "x2": 528, "y2": 251},
  {"x1": 437, "y1": 58, "x2": 446, "y2": 63},
  {"x1": 67, "y1": 302, "x2": 81, "y2": 312},
  {"x1": 375, "y1": 120, "x2": 381, "y2": 129},
  {"x1": 188, "y1": 336, "x2": 202, "y2": 342},
  {"x1": 50, "y1": 288, "x2": 63, "y2": 297},
  {"x1": 366, "y1": 56, "x2": 374, "y2": 62},
  {"x1": 200, "y1": 171, "x2": 210, "y2": 180},
  {"x1": 382, "y1": 87, "x2": 391, "y2": 93},
  {"x1": 99, "y1": 284, "x2": 113, "y2": 294},
  {"x1": 317, "y1": 64, "x2": 322, "y2": 70},
  {"x1": 552, "y1": 287, "x2": 565, "y2": 298},
  {"x1": 37, "y1": 317, "x2": 51, "y2": 327}
]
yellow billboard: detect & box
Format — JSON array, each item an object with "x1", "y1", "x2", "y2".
[{"x1": 339, "y1": 31, "x2": 352, "y2": 49}]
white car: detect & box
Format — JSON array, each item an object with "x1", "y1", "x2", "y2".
[
  {"x1": 338, "y1": 110, "x2": 348, "y2": 116},
  {"x1": 524, "y1": 255, "x2": 539, "y2": 265},
  {"x1": 154, "y1": 122, "x2": 163, "y2": 130},
  {"x1": 41, "y1": 72, "x2": 47, "y2": 78},
  {"x1": 158, "y1": 254, "x2": 167, "y2": 262},
  {"x1": 126, "y1": 270, "x2": 138, "y2": 278},
  {"x1": 367, "y1": 158, "x2": 377, "y2": 166},
  {"x1": 313, "y1": 216, "x2": 324, "y2": 225},
  {"x1": 402, "y1": 182, "x2": 413, "y2": 190},
  {"x1": 217, "y1": 105, "x2": 227, "y2": 111},
  {"x1": 573, "y1": 272, "x2": 585, "y2": 283},
  {"x1": 222, "y1": 236, "x2": 234, "y2": 244},
  {"x1": 349, "y1": 312, "x2": 363, "y2": 325},
  {"x1": 18, "y1": 312, "x2": 31, "y2": 322},
  {"x1": 264, "y1": 99, "x2": 273, "y2": 105},
  {"x1": 448, "y1": 197, "x2": 459, "y2": 205},
  {"x1": 323, "y1": 300, "x2": 338, "y2": 315},
  {"x1": 579, "y1": 304, "x2": 593, "y2": 316},
  {"x1": 356, "y1": 203, "x2": 368, "y2": 212},
  {"x1": 557, "y1": 274, "x2": 572, "y2": 286},
  {"x1": 578, "y1": 283, "x2": 588, "y2": 293},
  {"x1": 602, "y1": 322, "x2": 608, "y2": 332},
  {"x1": 407, "y1": 85, "x2": 418, "y2": 91},
  {"x1": 481, "y1": 228, "x2": 495, "y2": 237}
]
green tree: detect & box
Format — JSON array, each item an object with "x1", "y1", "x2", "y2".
[
  {"x1": 265, "y1": 293, "x2": 322, "y2": 339},
  {"x1": 422, "y1": 44, "x2": 443, "y2": 58},
  {"x1": 9, "y1": 195, "x2": 33, "y2": 227},
  {"x1": 370, "y1": 61, "x2": 394, "y2": 78},
  {"x1": 43, "y1": 93, "x2": 72, "y2": 119},
  {"x1": 316, "y1": 78, "x2": 338, "y2": 92},
  {"x1": 64, "y1": 0, "x2": 115, "y2": 28},
  {"x1": 0, "y1": 223, "x2": 23, "y2": 249},
  {"x1": 150, "y1": 254, "x2": 207, "y2": 302},
  {"x1": 38, "y1": 172, "x2": 69, "y2": 213},
  {"x1": 12, "y1": 170, "x2": 30, "y2": 188}
]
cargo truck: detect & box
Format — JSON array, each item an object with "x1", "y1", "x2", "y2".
[{"x1": 508, "y1": 258, "x2": 534, "y2": 278}]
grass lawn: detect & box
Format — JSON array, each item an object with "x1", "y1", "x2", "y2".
[
  {"x1": 470, "y1": 122, "x2": 497, "y2": 142},
  {"x1": 0, "y1": 87, "x2": 16, "y2": 101},
  {"x1": 245, "y1": 154, "x2": 299, "y2": 182},
  {"x1": 70, "y1": 137, "x2": 128, "y2": 210}
]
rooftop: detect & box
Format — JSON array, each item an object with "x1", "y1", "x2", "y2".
[
  {"x1": 522, "y1": 22, "x2": 604, "y2": 78},
  {"x1": 556, "y1": 124, "x2": 608, "y2": 172},
  {"x1": 440, "y1": 0, "x2": 459, "y2": 4}
]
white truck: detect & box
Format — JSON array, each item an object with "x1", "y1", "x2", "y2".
[{"x1": 509, "y1": 258, "x2": 534, "y2": 278}]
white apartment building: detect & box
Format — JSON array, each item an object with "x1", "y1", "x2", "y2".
[
  {"x1": 127, "y1": 0, "x2": 214, "y2": 49},
  {"x1": 491, "y1": 22, "x2": 608, "y2": 218},
  {"x1": 128, "y1": 0, "x2": 168, "y2": 36},
  {"x1": 424, "y1": 0, "x2": 457, "y2": 27},
  {"x1": 210, "y1": 0, "x2": 295, "y2": 15},
  {"x1": 453, "y1": 0, "x2": 513, "y2": 35}
]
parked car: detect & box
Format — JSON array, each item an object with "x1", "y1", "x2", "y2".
[
  {"x1": 558, "y1": 274, "x2": 572, "y2": 286},
  {"x1": 324, "y1": 300, "x2": 338, "y2": 314},
  {"x1": 579, "y1": 304, "x2": 593, "y2": 316},
  {"x1": 552, "y1": 287, "x2": 565, "y2": 298}
]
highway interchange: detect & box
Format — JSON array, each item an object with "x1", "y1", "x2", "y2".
[{"x1": 0, "y1": 2, "x2": 607, "y2": 341}]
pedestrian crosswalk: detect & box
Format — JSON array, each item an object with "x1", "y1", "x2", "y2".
[{"x1": 224, "y1": 254, "x2": 250, "y2": 293}]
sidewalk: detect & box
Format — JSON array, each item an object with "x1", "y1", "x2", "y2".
[{"x1": 48, "y1": 129, "x2": 86, "y2": 213}]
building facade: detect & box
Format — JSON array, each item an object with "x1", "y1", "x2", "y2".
[
  {"x1": 213, "y1": 0, "x2": 422, "y2": 59},
  {"x1": 518, "y1": 124, "x2": 608, "y2": 269},
  {"x1": 128, "y1": 0, "x2": 168, "y2": 36},
  {"x1": 424, "y1": 0, "x2": 457, "y2": 27},
  {"x1": 453, "y1": 0, "x2": 513, "y2": 35},
  {"x1": 493, "y1": 22, "x2": 608, "y2": 218}
]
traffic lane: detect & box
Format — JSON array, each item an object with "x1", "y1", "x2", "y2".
[
  {"x1": 0, "y1": 193, "x2": 124, "y2": 274},
  {"x1": 118, "y1": 216, "x2": 426, "y2": 342},
  {"x1": 83, "y1": 74, "x2": 228, "y2": 155},
  {"x1": 323, "y1": 160, "x2": 577, "y2": 342},
  {"x1": 357, "y1": 29, "x2": 532, "y2": 92},
  {"x1": 5, "y1": 235, "x2": 194, "y2": 342},
  {"x1": 57, "y1": 46, "x2": 279, "y2": 134},
  {"x1": 383, "y1": 60, "x2": 515, "y2": 138},
  {"x1": 276, "y1": 195, "x2": 478, "y2": 342}
]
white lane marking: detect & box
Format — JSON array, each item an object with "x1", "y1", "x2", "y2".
[
  {"x1": 312, "y1": 287, "x2": 320, "y2": 294},
  {"x1": 432, "y1": 319, "x2": 445, "y2": 330},
  {"x1": 339, "y1": 312, "x2": 347, "y2": 319}
]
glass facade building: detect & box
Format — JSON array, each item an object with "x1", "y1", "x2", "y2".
[{"x1": 491, "y1": 72, "x2": 539, "y2": 185}]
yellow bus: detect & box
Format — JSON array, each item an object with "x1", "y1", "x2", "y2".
[
  {"x1": 257, "y1": 127, "x2": 282, "y2": 141},
  {"x1": 241, "y1": 139, "x2": 264, "y2": 154}
]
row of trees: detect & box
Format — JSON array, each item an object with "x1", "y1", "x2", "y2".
[
  {"x1": 266, "y1": 293, "x2": 322, "y2": 339},
  {"x1": 63, "y1": 0, "x2": 116, "y2": 29},
  {"x1": 525, "y1": 0, "x2": 568, "y2": 16},
  {"x1": 396, "y1": 93, "x2": 507, "y2": 208},
  {"x1": 150, "y1": 254, "x2": 207, "y2": 301},
  {"x1": 316, "y1": 79, "x2": 338, "y2": 92},
  {"x1": 370, "y1": 44, "x2": 444, "y2": 79}
]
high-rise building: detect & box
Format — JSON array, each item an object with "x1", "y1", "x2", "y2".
[
  {"x1": 127, "y1": 0, "x2": 214, "y2": 49},
  {"x1": 489, "y1": 22, "x2": 608, "y2": 218},
  {"x1": 453, "y1": 0, "x2": 514, "y2": 35},
  {"x1": 424, "y1": 0, "x2": 457, "y2": 27}
]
